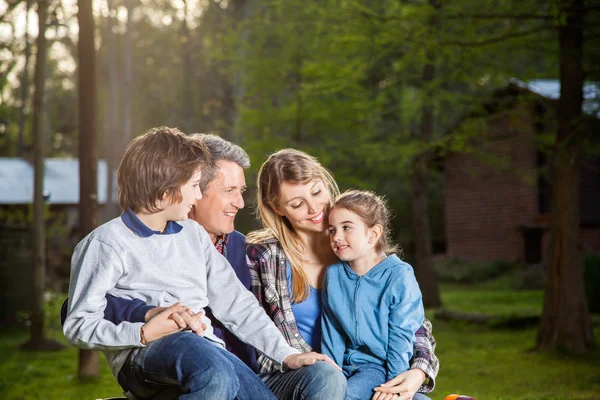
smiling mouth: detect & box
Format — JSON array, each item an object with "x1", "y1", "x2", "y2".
[
  {"x1": 336, "y1": 245, "x2": 349, "y2": 251},
  {"x1": 309, "y1": 211, "x2": 324, "y2": 223},
  {"x1": 223, "y1": 212, "x2": 236, "y2": 218}
]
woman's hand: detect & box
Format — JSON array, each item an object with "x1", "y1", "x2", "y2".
[
  {"x1": 282, "y1": 352, "x2": 341, "y2": 370},
  {"x1": 372, "y1": 369, "x2": 426, "y2": 400}
]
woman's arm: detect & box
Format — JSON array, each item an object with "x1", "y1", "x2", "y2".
[{"x1": 409, "y1": 318, "x2": 439, "y2": 392}]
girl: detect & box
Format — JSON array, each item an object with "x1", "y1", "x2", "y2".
[
  {"x1": 322, "y1": 190, "x2": 425, "y2": 400},
  {"x1": 246, "y1": 150, "x2": 435, "y2": 400}
]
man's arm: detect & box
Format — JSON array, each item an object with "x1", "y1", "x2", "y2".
[{"x1": 60, "y1": 294, "x2": 155, "y2": 326}]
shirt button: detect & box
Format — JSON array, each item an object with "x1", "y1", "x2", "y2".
[
  {"x1": 294, "y1": 333, "x2": 299, "y2": 337},
  {"x1": 282, "y1": 285, "x2": 286, "y2": 289}
]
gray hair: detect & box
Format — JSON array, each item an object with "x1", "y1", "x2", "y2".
[{"x1": 189, "y1": 133, "x2": 250, "y2": 192}]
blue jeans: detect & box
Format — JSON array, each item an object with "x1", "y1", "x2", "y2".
[
  {"x1": 344, "y1": 363, "x2": 387, "y2": 400},
  {"x1": 260, "y1": 361, "x2": 347, "y2": 400},
  {"x1": 118, "y1": 331, "x2": 277, "y2": 400},
  {"x1": 342, "y1": 363, "x2": 431, "y2": 400}
]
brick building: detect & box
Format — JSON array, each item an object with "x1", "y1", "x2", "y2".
[{"x1": 443, "y1": 81, "x2": 600, "y2": 263}]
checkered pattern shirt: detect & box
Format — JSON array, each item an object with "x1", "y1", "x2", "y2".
[{"x1": 247, "y1": 237, "x2": 439, "y2": 393}]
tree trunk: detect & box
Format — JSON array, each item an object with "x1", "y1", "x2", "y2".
[
  {"x1": 122, "y1": 0, "x2": 133, "y2": 149},
  {"x1": 411, "y1": 0, "x2": 441, "y2": 308},
  {"x1": 77, "y1": 0, "x2": 100, "y2": 376},
  {"x1": 21, "y1": 0, "x2": 63, "y2": 351},
  {"x1": 536, "y1": 0, "x2": 595, "y2": 354},
  {"x1": 17, "y1": 0, "x2": 32, "y2": 157},
  {"x1": 102, "y1": 0, "x2": 120, "y2": 222},
  {"x1": 181, "y1": 0, "x2": 194, "y2": 133}
]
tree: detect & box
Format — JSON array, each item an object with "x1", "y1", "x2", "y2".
[
  {"x1": 77, "y1": 0, "x2": 100, "y2": 377},
  {"x1": 17, "y1": 0, "x2": 32, "y2": 157},
  {"x1": 21, "y1": 0, "x2": 63, "y2": 351},
  {"x1": 536, "y1": 0, "x2": 596, "y2": 354},
  {"x1": 411, "y1": 0, "x2": 442, "y2": 308}
]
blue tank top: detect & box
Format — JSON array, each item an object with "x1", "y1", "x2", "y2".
[{"x1": 286, "y1": 262, "x2": 322, "y2": 352}]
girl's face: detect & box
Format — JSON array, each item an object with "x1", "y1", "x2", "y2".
[
  {"x1": 275, "y1": 179, "x2": 331, "y2": 234},
  {"x1": 328, "y1": 206, "x2": 379, "y2": 263}
]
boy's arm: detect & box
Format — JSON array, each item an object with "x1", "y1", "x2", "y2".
[
  {"x1": 200, "y1": 228, "x2": 299, "y2": 369},
  {"x1": 409, "y1": 318, "x2": 439, "y2": 392},
  {"x1": 63, "y1": 238, "x2": 145, "y2": 350},
  {"x1": 387, "y1": 268, "x2": 425, "y2": 381},
  {"x1": 60, "y1": 295, "x2": 155, "y2": 327},
  {"x1": 320, "y1": 273, "x2": 345, "y2": 369}
]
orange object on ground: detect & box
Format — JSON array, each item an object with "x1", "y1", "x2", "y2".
[{"x1": 443, "y1": 395, "x2": 477, "y2": 400}]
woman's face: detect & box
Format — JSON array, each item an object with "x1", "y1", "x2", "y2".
[{"x1": 275, "y1": 179, "x2": 332, "y2": 234}]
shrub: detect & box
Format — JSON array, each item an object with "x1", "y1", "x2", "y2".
[
  {"x1": 435, "y1": 258, "x2": 516, "y2": 284},
  {"x1": 512, "y1": 263, "x2": 547, "y2": 290},
  {"x1": 583, "y1": 252, "x2": 600, "y2": 314}
]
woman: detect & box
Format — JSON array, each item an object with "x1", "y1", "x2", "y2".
[{"x1": 246, "y1": 149, "x2": 439, "y2": 400}]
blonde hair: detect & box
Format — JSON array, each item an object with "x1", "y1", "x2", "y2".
[
  {"x1": 247, "y1": 149, "x2": 339, "y2": 302},
  {"x1": 332, "y1": 189, "x2": 399, "y2": 255},
  {"x1": 118, "y1": 126, "x2": 211, "y2": 213}
]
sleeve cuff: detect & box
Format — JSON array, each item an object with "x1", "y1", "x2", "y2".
[
  {"x1": 131, "y1": 305, "x2": 156, "y2": 323},
  {"x1": 410, "y1": 359, "x2": 436, "y2": 393}
]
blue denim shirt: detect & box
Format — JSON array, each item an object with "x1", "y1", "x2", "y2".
[{"x1": 321, "y1": 254, "x2": 424, "y2": 380}]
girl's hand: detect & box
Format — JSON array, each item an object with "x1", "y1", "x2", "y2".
[
  {"x1": 282, "y1": 352, "x2": 341, "y2": 370},
  {"x1": 372, "y1": 369, "x2": 426, "y2": 400}
]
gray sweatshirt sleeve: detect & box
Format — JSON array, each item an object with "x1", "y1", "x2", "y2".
[
  {"x1": 199, "y1": 226, "x2": 299, "y2": 368},
  {"x1": 63, "y1": 237, "x2": 144, "y2": 350}
]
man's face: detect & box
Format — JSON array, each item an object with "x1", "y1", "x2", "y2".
[{"x1": 189, "y1": 160, "x2": 246, "y2": 242}]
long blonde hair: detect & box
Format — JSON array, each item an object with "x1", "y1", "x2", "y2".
[{"x1": 247, "y1": 149, "x2": 339, "y2": 302}]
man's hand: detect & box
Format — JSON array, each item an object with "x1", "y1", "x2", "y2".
[
  {"x1": 372, "y1": 369, "x2": 426, "y2": 400},
  {"x1": 141, "y1": 303, "x2": 206, "y2": 343},
  {"x1": 282, "y1": 352, "x2": 341, "y2": 371}
]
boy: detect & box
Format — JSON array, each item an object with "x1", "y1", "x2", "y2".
[{"x1": 63, "y1": 127, "x2": 332, "y2": 399}]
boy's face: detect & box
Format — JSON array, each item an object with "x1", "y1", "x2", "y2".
[
  {"x1": 189, "y1": 160, "x2": 246, "y2": 243},
  {"x1": 164, "y1": 168, "x2": 203, "y2": 221}
]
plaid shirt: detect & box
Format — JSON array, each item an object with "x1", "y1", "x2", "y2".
[{"x1": 247, "y1": 237, "x2": 439, "y2": 393}]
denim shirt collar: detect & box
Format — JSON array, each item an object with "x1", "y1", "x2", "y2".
[{"x1": 120, "y1": 208, "x2": 183, "y2": 237}]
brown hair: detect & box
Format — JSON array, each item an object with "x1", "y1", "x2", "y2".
[
  {"x1": 333, "y1": 189, "x2": 399, "y2": 255},
  {"x1": 118, "y1": 126, "x2": 211, "y2": 213},
  {"x1": 247, "y1": 149, "x2": 339, "y2": 302}
]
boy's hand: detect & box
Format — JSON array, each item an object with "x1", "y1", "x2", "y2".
[
  {"x1": 282, "y1": 352, "x2": 341, "y2": 370},
  {"x1": 141, "y1": 303, "x2": 206, "y2": 343},
  {"x1": 170, "y1": 308, "x2": 206, "y2": 335}
]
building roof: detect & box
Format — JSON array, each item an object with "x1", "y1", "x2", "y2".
[
  {"x1": 517, "y1": 79, "x2": 600, "y2": 117},
  {"x1": 0, "y1": 158, "x2": 115, "y2": 205}
]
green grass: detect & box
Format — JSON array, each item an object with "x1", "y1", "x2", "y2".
[{"x1": 1, "y1": 281, "x2": 599, "y2": 400}]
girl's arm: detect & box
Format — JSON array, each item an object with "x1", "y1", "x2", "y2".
[
  {"x1": 387, "y1": 268, "x2": 425, "y2": 381},
  {"x1": 320, "y1": 272, "x2": 345, "y2": 369}
]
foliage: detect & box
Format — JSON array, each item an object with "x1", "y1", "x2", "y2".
[
  {"x1": 583, "y1": 252, "x2": 600, "y2": 313},
  {"x1": 435, "y1": 258, "x2": 517, "y2": 284}
]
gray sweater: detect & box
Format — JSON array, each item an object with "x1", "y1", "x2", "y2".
[{"x1": 63, "y1": 217, "x2": 299, "y2": 377}]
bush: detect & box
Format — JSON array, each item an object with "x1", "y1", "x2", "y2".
[
  {"x1": 583, "y1": 252, "x2": 600, "y2": 314},
  {"x1": 435, "y1": 258, "x2": 516, "y2": 284},
  {"x1": 512, "y1": 263, "x2": 547, "y2": 290}
]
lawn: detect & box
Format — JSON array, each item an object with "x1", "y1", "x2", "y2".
[{"x1": 1, "y1": 284, "x2": 599, "y2": 400}]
